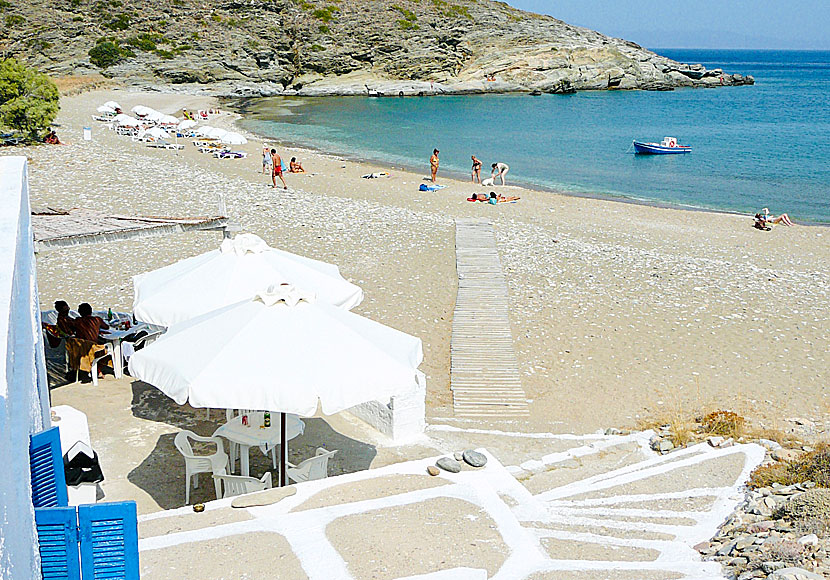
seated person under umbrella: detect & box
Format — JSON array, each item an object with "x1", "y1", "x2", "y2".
[{"x1": 65, "y1": 303, "x2": 111, "y2": 382}]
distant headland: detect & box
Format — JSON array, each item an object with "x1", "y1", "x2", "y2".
[{"x1": 1, "y1": 0, "x2": 753, "y2": 96}]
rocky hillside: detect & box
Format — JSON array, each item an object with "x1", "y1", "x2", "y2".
[{"x1": 0, "y1": 0, "x2": 753, "y2": 96}]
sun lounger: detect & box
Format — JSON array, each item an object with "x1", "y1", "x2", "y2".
[
  {"x1": 147, "y1": 140, "x2": 184, "y2": 150},
  {"x1": 213, "y1": 150, "x2": 247, "y2": 159}
]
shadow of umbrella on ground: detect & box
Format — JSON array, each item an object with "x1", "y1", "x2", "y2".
[{"x1": 128, "y1": 381, "x2": 377, "y2": 509}]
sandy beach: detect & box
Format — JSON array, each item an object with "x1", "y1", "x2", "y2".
[{"x1": 11, "y1": 88, "x2": 830, "y2": 437}]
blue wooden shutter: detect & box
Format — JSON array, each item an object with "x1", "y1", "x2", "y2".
[
  {"x1": 34, "y1": 507, "x2": 81, "y2": 580},
  {"x1": 78, "y1": 502, "x2": 139, "y2": 580},
  {"x1": 30, "y1": 426, "x2": 69, "y2": 508}
]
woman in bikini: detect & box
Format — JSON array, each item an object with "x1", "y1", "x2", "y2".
[{"x1": 471, "y1": 155, "x2": 482, "y2": 184}]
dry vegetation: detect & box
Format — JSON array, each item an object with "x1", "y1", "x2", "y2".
[
  {"x1": 51, "y1": 75, "x2": 120, "y2": 96},
  {"x1": 750, "y1": 445, "x2": 830, "y2": 489}
]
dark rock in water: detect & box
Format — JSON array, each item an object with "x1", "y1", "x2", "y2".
[
  {"x1": 530, "y1": 89, "x2": 542, "y2": 96},
  {"x1": 436, "y1": 457, "x2": 462, "y2": 473},
  {"x1": 462, "y1": 450, "x2": 487, "y2": 468}
]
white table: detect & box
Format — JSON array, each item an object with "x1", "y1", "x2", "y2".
[{"x1": 213, "y1": 413, "x2": 304, "y2": 477}]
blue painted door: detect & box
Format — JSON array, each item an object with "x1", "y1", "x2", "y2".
[
  {"x1": 30, "y1": 426, "x2": 68, "y2": 508},
  {"x1": 78, "y1": 502, "x2": 139, "y2": 580},
  {"x1": 34, "y1": 507, "x2": 81, "y2": 580}
]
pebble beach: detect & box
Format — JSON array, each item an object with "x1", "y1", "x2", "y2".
[{"x1": 13, "y1": 89, "x2": 830, "y2": 436}]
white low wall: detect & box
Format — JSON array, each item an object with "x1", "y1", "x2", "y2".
[
  {"x1": 0, "y1": 157, "x2": 50, "y2": 579},
  {"x1": 347, "y1": 372, "x2": 426, "y2": 443}
]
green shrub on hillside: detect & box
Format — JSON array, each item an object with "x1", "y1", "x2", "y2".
[
  {"x1": 0, "y1": 59, "x2": 59, "y2": 140},
  {"x1": 88, "y1": 41, "x2": 125, "y2": 68}
]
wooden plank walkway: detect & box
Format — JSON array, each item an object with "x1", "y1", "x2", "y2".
[{"x1": 451, "y1": 219, "x2": 529, "y2": 418}]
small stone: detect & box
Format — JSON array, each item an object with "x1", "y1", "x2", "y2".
[
  {"x1": 748, "y1": 521, "x2": 776, "y2": 533},
  {"x1": 769, "y1": 567, "x2": 824, "y2": 580},
  {"x1": 717, "y1": 539, "x2": 738, "y2": 556},
  {"x1": 772, "y1": 448, "x2": 804, "y2": 462},
  {"x1": 729, "y1": 557, "x2": 749, "y2": 566},
  {"x1": 453, "y1": 451, "x2": 464, "y2": 462},
  {"x1": 427, "y1": 465, "x2": 440, "y2": 476},
  {"x1": 436, "y1": 457, "x2": 462, "y2": 473},
  {"x1": 798, "y1": 533, "x2": 819, "y2": 546},
  {"x1": 764, "y1": 496, "x2": 777, "y2": 509},
  {"x1": 605, "y1": 427, "x2": 622, "y2": 435},
  {"x1": 650, "y1": 437, "x2": 674, "y2": 453},
  {"x1": 708, "y1": 436, "x2": 725, "y2": 447},
  {"x1": 762, "y1": 561, "x2": 787, "y2": 573},
  {"x1": 759, "y1": 438, "x2": 783, "y2": 451},
  {"x1": 736, "y1": 536, "x2": 756, "y2": 550},
  {"x1": 462, "y1": 450, "x2": 487, "y2": 468},
  {"x1": 693, "y1": 541, "x2": 710, "y2": 552}
]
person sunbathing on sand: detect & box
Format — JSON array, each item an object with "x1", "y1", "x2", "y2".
[
  {"x1": 467, "y1": 193, "x2": 489, "y2": 202},
  {"x1": 488, "y1": 192, "x2": 520, "y2": 204},
  {"x1": 760, "y1": 207, "x2": 794, "y2": 226},
  {"x1": 289, "y1": 157, "x2": 305, "y2": 173}
]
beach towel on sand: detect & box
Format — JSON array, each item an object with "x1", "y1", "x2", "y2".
[{"x1": 419, "y1": 184, "x2": 447, "y2": 192}]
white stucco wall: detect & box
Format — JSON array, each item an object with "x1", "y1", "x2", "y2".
[
  {"x1": 347, "y1": 371, "x2": 426, "y2": 443},
  {"x1": 0, "y1": 157, "x2": 50, "y2": 579}
]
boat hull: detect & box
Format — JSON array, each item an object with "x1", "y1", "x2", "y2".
[{"x1": 633, "y1": 141, "x2": 692, "y2": 154}]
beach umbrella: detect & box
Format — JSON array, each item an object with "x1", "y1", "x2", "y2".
[
  {"x1": 114, "y1": 114, "x2": 141, "y2": 126},
  {"x1": 145, "y1": 110, "x2": 166, "y2": 123},
  {"x1": 132, "y1": 233, "x2": 364, "y2": 327},
  {"x1": 193, "y1": 126, "x2": 215, "y2": 137},
  {"x1": 129, "y1": 284, "x2": 423, "y2": 485},
  {"x1": 205, "y1": 127, "x2": 229, "y2": 139},
  {"x1": 140, "y1": 127, "x2": 171, "y2": 140},
  {"x1": 220, "y1": 132, "x2": 247, "y2": 145},
  {"x1": 97, "y1": 105, "x2": 116, "y2": 114},
  {"x1": 158, "y1": 114, "x2": 180, "y2": 125},
  {"x1": 131, "y1": 105, "x2": 157, "y2": 117},
  {"x1": 178, "y1": 119, "x2": 197, "y2": 130},
  {"x1": 103, "y1": 100, "x2": 120, "y2": 110}
]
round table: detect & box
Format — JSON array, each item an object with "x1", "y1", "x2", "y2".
[{"x1": 213, "y1": 412, "x2": 304, "y2": 477}]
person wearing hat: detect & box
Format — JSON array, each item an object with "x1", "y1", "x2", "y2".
[{"x1": 430, "y1": 149, "x2": 440, "y2": 183}]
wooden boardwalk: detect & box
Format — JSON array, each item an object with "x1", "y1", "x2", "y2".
[{"x1": 451, "y1": 219, "x2": 529, "y2": 418}]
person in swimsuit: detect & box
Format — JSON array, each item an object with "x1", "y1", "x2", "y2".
[
  {"x1": 271, "y1": 148, "x2": 288, "y2": 189},
  {"x1": 262, "y1": 146, "x2": 272, "y2": 174},
  {"x1": 491, "y1": 162, "x2": 509, "y2": 185},
  {"x1": 289, "y1": 157, "x2": 305, "y2": 173},
  {"x1": 760, "y1": 207, "x2": 794, "y2": 226},
  {"x1": 471, "y1": 155, "x2": 482, "y2": 184},
  {"x1": 430, "y1": 149, "x2": 440, "y2": 183},
  {"x1": 488, "y1": 192, "x2": 520, "y2": 204}
]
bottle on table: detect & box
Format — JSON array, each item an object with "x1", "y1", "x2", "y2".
[
  {"x1": 264, "y1": 412, "x2": 271, "y2": 428},
  {"x1": 107, "y1": 307, "x2": 114, "y2": 320}
]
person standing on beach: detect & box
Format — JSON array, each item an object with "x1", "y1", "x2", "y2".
[
  {"x1": 430, "y1": 149, "x2": 440, "y2": 183},
  {"x1": 271, "y1": 148, "x2": 288, "y2": 189},
  {"x1": 262, "y1": 146, "x2": 272, "y2": 175},
  {"x1": 491, "y1": 162, "x2": 509, "y2": 185},
  {"x1": 471, "y1": 155, "x2": 482, "y2": 184}
]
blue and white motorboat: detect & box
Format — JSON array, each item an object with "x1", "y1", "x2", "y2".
[{"x1": 633, "y1": 137, "x2": 692, "y2": 154}]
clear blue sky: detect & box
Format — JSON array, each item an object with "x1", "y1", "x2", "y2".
[{"x1": 509, "y1": 1, "x2": 830, "y2": 49}]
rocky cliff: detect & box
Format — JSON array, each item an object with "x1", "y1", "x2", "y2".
[{"x1": 0, "y1": 0, "x2": 753, "y2": 96}]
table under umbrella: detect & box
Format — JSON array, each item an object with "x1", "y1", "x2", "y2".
[
  {"x1": 132, "y1": 233, "x2": 364, "y2": 328},
  {"x1": 129, "y1": 285, "x2": 423, "y2": 485}
]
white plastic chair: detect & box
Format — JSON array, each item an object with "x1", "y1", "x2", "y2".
[
  {"x1": 90, "y1": 344, "x2": 114, "y2": 386},
  {"x1": 213, "y1": 472, "x2": 272, "y2": 498},
  {"x1": 286, "y1": 448, "x2": 337, "y2": 484},
  {"x1": 173, "y1": 431, "x2": 229, "y2": 504}
]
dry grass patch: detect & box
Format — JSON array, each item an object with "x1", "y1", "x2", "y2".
[
  {"x1": 749, "y1": 444, "x2": 830, "y2": 489},
  {"x1": 52, "y1": 75, "x2": 120, "y2": 95}
]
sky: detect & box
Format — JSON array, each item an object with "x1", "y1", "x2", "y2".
[{"x1": 509, "y1": 1, "x2": 830, "y2": 50}]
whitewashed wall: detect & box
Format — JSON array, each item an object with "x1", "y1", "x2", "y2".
[
  {"x1": 347, "y1": 371, "x2": 426, "y2": 443},
  {"x1": 0, "y1": 157, "x2": 50, "y2": 579}
]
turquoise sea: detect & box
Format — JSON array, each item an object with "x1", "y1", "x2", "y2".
[{"x1": 237, "y1": 50, "x2": 830, "y2": 223}]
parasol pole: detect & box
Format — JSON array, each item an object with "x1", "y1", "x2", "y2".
[{"x1": 280, "y1": 412, "x2": 287, "y2": 487}]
